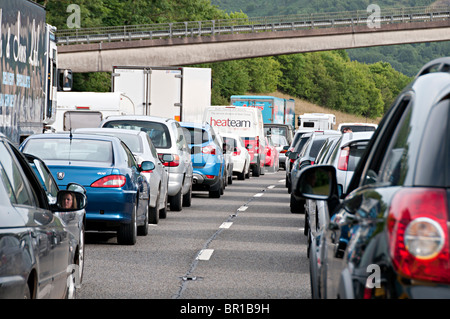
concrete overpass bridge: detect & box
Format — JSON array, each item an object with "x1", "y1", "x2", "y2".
[{"x1": 56, "y1": 5, "x2": 450, "y2": 73}]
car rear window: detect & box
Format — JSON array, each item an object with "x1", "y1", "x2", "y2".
[
  {"x1": 184, "y1": 127, "x2": 209, "y2": 145},
  {"x1": 348, "y1": 141, "x2": 369, "y2": 171},
  {"x1": 102, "y1": 120, "x2": 171, "y2": 149},
  {"x1": 23, "y1": 139, "x2": 113, "y2": 163}
]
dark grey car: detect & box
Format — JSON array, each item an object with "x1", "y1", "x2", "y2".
[
  {"x1": 296, "y1": 57, "x2": 450, "y2": 299},
  {"x1": 0, "y1": 134, "x2": 87, "y2": 299}
]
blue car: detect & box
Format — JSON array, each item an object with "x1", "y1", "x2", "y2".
[
  {"x1": 180, "y1": 122, "x2": 225, "y2": 198},
  {"x1": 20, "y1": 133, "x2": 153, "y2": 245}
]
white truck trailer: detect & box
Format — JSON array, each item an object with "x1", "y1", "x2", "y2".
[
  {"x1": 111, "y1": 66, "x2": 211, "y2": 123},
  {"x1": 297, "y1": 113, "x2": 336, "y2": 130},
  {"x1": 50, "y1": 91, "x2": 135, "y2": 132}
]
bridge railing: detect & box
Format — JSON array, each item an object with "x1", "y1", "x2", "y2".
[{"x1": 56, "y1": 5, "x2": 450, "y2": 45}]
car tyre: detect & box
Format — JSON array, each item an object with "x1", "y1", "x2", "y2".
[
  {"x1": 237, "y1": 169, "x2": 245, "y2": 180},
  {"x1": 138, "y1": 204, "x2": 149, "y2": 236},
  {"x1": 169, "y1": 189, "x2": 183, "y2": 211},
  {"x1": 159, "y1": 192, "x2": 168, "y2": 219},
  {"x1": 182, "y1": 183, "x2": 192, "y2": 207},
  {"x1": 290, "y1": 194, "x2": 305, "y2": 214},
  {"x1": 117, "y1": 204, "x2": 137, "y2": 245},
  {"x1": 149, "y1": 192, "x2": 160, "y2": 224}
]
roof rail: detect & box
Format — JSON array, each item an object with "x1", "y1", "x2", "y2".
[{"x1": 415, "y1": 57, "x2": 450, "y2": 78}]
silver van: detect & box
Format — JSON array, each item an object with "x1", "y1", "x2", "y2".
[{"x1": 100, "y1": 115, "x2": 193, "y2": 211}]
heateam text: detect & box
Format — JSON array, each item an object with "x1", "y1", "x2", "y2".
[{"x1": 209, "y1": 117, "x2": 251, "y2": 128}]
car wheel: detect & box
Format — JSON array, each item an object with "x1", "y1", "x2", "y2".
[
  {"x1": 252, "y1": 162, "x2": 260, "y2": 177},
  {"x1": 117, "y1": 204, "x2": 137, "y2": 245},
  {"x1": 138, "y1": 204, "x2": 149, "y2": 236},
  {"x1": 149, "y1": 192, "x2": 160, "y2": 224},
  {"x1": 159, "y1": 192, "x2": 168, "y2": 219},
  {"x1": 237, "y1": 168, "x2": 245, "y2": 180},
  {"x1": 182, "y1": 183, "x2": 192, "y2": 207},
  {"x1": 290, "y1": 194, "x2": 305, "y2": 214},
  {"x1": 169, "y1": 189, "x2": 183, "y2": 211}
]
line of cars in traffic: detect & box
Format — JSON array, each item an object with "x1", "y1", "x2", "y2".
[
  {"x1": 291, "y1": 57, "x2": 450, "y2": 299},
  {"x1": 1, "y1": 106, "x2": 287, "y2": 298}
]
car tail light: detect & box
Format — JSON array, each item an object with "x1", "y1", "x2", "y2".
[
  {"x1": 387, "y1": 188, "x2": 450, "y2": 283},
  {"x1": 255, "y1": 136, "x2": 260, "y2": 151},
  {"x1": 202, "y1": 145, "x2": 216, "y2": 155},
  {"x1": 337, "y1": 147, "x2": 350, "y2": 171},
  {"x1": 158, "y1": 153, "x2": 180, "y2": 167},
  {"x1": 205, "y1": 175, "x2": 215, "y2": 179},
  {"x1": 280, "y1": 148, "x2": 287, "y2": 154},
  {"x1": 233, "y1": 148, "x2": 241, "y2": 156},
  {"x1": 91, "y1": 175, "x2": 126, "y2": 188},
  {"x1": 266, "y1": 148, "x2": 271, "y2": 157}
]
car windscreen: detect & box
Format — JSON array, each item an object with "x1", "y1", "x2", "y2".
[
  {"x1": 102, "y1": 120, "x2": 171, "y2": 149},
  {"x1": 23, "y1": 139, "x2": 113, "y2": 163}
]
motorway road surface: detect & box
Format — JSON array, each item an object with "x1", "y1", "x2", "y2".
[{"x1": 77, "y1": 170, "x2": 311, "y2": 300}]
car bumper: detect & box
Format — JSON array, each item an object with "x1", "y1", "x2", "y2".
[{"x1": 84, "y1": 188, "x2": 136, "y2": 228}]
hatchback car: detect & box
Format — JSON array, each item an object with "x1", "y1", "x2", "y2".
[
  {"x1": 20, "y1": 133, "x2": 152, "y2": 245},
  {"x1": 269, "y1": 134, "x2": 289, "y2": 170},
  {"x1": 101, "y1": 115, "x2": 193, "y2": 211},
  {"x1": 74, "y1": 127, "x2": 169, "y2": 223},
  {"x1": 295, "y1": 57, "x2": 450, "y2": 299},
  {"x1": 264, "y1": 135, "x2": 279, "y2": 172},
  {"x1": 0, "y1": 133, "x2": 87, "y2": 298},
  {"x1": 221, "y1": 132, "x2": 250, "y2": 180},
  {"x1": 180, "y1": 122, "x2": 225, "y2": 198}
]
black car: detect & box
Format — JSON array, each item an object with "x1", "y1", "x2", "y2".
[
  {"x1": 295, "y1": 57, "x2": 450, "y2": 299},
  {"x1": 0, "y1": 134, "x2": 87, "y2": 299}
]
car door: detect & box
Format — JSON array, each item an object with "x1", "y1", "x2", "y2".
[
  {"x1": 122, "y1": 141, "x2": 149, "y2": 220},
  {"x1": 148, "y1": 135, "x2": 168, "y2": 207},
  {"x1": 175, "y1": 122, "x2": 193, "y2": 188},
  {"x1": 0, "y1": 141, "x2": 70, "y2": 298},
  {"x1": 324, "y1": 94, "x2": 414, "y2": 299}
]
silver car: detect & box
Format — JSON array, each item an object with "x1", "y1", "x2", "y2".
[
  {"x1": 74, "y1": 127, "x2": 169, "y2": 222},
  {"x1": 100, "y1": 115, "x2": 193, "y2": 212}
]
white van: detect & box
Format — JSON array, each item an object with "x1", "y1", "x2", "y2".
[
  {"x1": 50, "y1": 91, "x2": 135, "y2": 132},
  {"x1": 204, "y1": 106, "x2": 266, "y2": 176}
]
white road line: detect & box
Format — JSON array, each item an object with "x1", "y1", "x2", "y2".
[
  {"x1": 196, "y1": 249, "x2": 214, "y2": 261},
  {"x1": 267, "y1": 185, "x2": 275, "y2": 189},
  {"x1": 237, "y1": 206, "x2": 248, "y2": 212},
  {"x1": 278, "y1": 179, "x2": 285, "y2": 183},
  {"x1": 254, "y1": 193, "x2": 264, "y2": 197},
  {"x1": 219, "y1": 222, "x2": 233, "y2": 229}
]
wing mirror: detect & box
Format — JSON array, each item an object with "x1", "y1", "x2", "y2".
[
  {"x1": 56, "y1": 191, "x2": 87, "y2": 211},
  {"x1": 294, "y1": 165, "x2": 336, "y2": 200},
  {"x1": 140, "y1": 161, "x2": 155, "y2": 172}
]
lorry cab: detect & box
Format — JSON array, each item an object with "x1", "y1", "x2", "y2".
[{"x1": 204, "y1": 106, "x2": 266, "y2": 177}]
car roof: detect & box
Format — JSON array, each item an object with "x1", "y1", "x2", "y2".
[
  {"x1": 74, "y1": 127, "x2": 146, "y2": 136},
  {"x1": 24, "y1": 133, "x2": 123, "y2": 143},
  {"x1": 102, "y1": 115, "x2": 175, "y2": 124}
]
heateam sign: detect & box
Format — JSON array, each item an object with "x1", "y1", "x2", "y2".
[{"x1": 209, "y1": 117, "x2": 251, "y2": 128}]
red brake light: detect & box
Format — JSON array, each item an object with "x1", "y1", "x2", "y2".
[
  {"x1": 387, "y1": 188, "x2": 450, "y2": 283},
  {"x1": 233, "y1": 148, "x2": 241, "y2": 156},
  {"x1": 158, "y1": 154, "x2": 180, "y2": 167},
  {"x1": 337, "y1": 147, "x2": 350, "y2": 171},
  {"x1": 202, "y1": 145, "x2": 216, "y2": 155},
  {"x1": 91, "y1": 175, "x2": 126, "y2": 188}
]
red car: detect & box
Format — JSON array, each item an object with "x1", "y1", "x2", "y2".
[{"x1": 265, "y1": 136, "x2": 279, "y2": 172}]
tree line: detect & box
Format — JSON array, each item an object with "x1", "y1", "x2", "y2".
[{"x1": 36, "y1": 0, "x2": 413, "y2": 119}]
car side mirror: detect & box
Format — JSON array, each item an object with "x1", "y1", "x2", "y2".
[
  {"x1": 56, "y1": 190, "x2": 87, "y2": 211},
  {"x1": 67, "y1": 183, "x2": 86, "y2": 194},
  {"x1": 288, "y1": 151, "x2": 298, "y2": 160},
  {"x1": 140, "y1": 161, "x2": 155, "y2": 172},
  {"x1": 294, "y1": 165, "x2": 337, "y2": 200}
]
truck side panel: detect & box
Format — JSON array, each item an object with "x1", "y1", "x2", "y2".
[
  {"x1": 112, "y1": 67, "x2": 148, "y2": 115},
  {"x1": 181, "y1": 67, "x2": 211, "y2": 123},
  {"x1": 149, "y1": 68, "x2": 182, "y2": 120},
  {"x1": 0, "y1": 0, "x2": 47, "y2": 144}
]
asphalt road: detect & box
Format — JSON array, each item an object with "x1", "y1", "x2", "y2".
[{"x1": 77, "y1": 170, "x2": 311, "y2": 301}]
